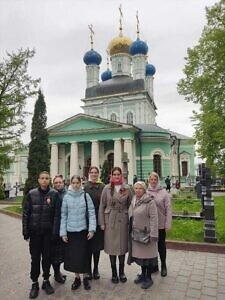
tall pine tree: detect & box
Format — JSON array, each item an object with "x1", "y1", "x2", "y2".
[{"x1": 24, "y1": 89, "x2": 50, "y2": 194}]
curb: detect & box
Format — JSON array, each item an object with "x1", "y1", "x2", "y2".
[{"x1": 1, "y1": 209, "x2": 225, "y2": 254}]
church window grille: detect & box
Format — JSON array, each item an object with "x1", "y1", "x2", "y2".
[
  {"x1": 153, "y1": 154, "x2": 162, "y2": 177},
  {"x1": 117, "y1": 62, "x2": 122, "y2": 73},
  {"x1": 127, "y1": 112, "x2": 133, "y2": 124},
  {"x1": 181, "y1": 161, "x2": 188, "y2": 177},
  {"x1": 110, "y1": 113, "x2": 117, "y2": 121}
]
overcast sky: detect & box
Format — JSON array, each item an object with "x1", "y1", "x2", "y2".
[{"x1": 0, "y1": 0, "x2": 216, "y2": 144}]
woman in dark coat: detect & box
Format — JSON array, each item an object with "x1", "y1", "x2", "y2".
[
  {"x1": 84, "y1": 166, "x2": 105, "y2": 280},
  {"x1": 99, "y1": 167, "x2": 132, "y2": 284},
  {"x1": 51, "y1": 175, "x2": 67, "y2": 283}
]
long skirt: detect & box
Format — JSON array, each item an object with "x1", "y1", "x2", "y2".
[
  {"x1": 88, "y1": 225, "x2": 104, "y2": 253},
  {"x1": 64, "y1": 231, "x2": 89, "y2": 273}
]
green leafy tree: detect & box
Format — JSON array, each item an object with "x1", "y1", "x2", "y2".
[
  {"x1": 24, "y1": 90, "x2": 50, "y2": 194},
  {"x1": 0, "y1": 48, "x2": 40, "y2": 176},
  {"x1": 100, "y1": 160, "x2": 110, "y2": 184},
  {"x1": 177, "y1": 1, "x2": 225, "y2": 175}
]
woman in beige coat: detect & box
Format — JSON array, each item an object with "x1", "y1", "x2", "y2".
[
  {"x1": 128, "y1": 181, "x2": 158, "y2": 289},
  {"x1": 99, "y1": 167, "x2": 132, "y2": 284}
]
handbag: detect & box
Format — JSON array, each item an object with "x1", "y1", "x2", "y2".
[
  {"x1": 84, "y1": 192, "x2": 89, "y2": 229},
  {"x1": 131, "y1": 227, "x2": 150, "y2": 244}
]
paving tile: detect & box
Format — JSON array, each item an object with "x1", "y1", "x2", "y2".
[
  {"x1": 201, "y1": 287, "x2": 217, "y2": 297},
  {"x1": 186, "y1": 288, "x2": 201, "y2": 298}
]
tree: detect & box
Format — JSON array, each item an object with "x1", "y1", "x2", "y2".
[
  {"x1": 24, "y1": 90, "x2": 50, "y2": 194},
  {"x1": 100, "y1": 160, "x2": 110, "y2": 184},
  {"x1": 0, "y1": 48, "x2": 40, "y2": 176},
  {"x1": 177, "y1": 1, "x2": 225, "y2": 175}
]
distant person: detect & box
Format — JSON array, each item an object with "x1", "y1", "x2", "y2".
[
  {"x1": 175, "y1": 180, "x2": 180, "y2": 191},
  {"x1": 60, "y1": 175, "x2": 96, "y2": 291},
  {"x1": 133, "y1": 174, "x2": 138, "y2": 184},
  {"x1": 23, "y1": 171, "x2": 60, "y2": 299},
  {"x1": 165, "y1": 176, "x2": 171, "y2": 192},
  {"x1": 51, "y1": 174, "x2": 67, "y2": 284},
  {"x1": 84, "y1": 166, "x2": 105, "y2": 280},
  {"x1": 147, "y1": 172, "x2": 172, "y2": 277},
  {"x1": 99, "y1": 167, "x2": 132, "y2": 284},
  {"x1": 128, "y1": 181, "x2": 158, "y2": 289}
]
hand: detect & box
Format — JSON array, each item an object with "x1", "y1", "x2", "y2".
[
  {"x1": 100, "y1": 225, "x2": 105, "y2": 230},
  {"x1": 151, "y1": 236, "x2": 158, "y2": 243},
  {"x1": 62, "y1": 236, "x2": 68, "y2": 243},
  {"x1": 87, "y1": 231, "x2": 94, "y2": 240}
]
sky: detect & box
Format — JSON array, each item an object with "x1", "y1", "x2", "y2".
[{"x1": 0, "y1": 0, "x2": 217, "y2": 144}]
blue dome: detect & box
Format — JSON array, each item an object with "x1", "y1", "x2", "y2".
[
  {"x1": 146, "y1": 64, "x2": 156, "y2": 76},
  {"x1": 101, "y1": 69, "x2": 112, "y2": 81},
  {"x1": 129, "y1": 38, "x2": 148, "y2": 55},
  {"x1": 83, "y1": 49, "x2": 102, "y2": 65}
]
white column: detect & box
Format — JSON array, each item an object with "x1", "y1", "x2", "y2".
[
  {"x1": 50, "y1": 143, "x2": 58, "y2": 178},
  {"x1": 58, "y1": 144, "x2": 66, "y2": 177},
  {"x1": 91, "y1": 140, "x2": 100, "y2": 168},
  {"x1": 124, "y1": 139, "x2": 134, "y2": 185},
  {"x1": 70, "y1": 141, "x2": 79, "y2": 176},
  {"x1": 114, "y1": 139, "x2": 122, "y2": 168}
]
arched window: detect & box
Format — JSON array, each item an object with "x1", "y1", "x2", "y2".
[
  {"x1": 110, "y1": 113, "x2": 117, "y2": 121},
  {"x1": 127, "y1": 111, "x2": 133, "y2": 124},
  {"x1": 117, "y1": 62, "x2": 122, "y2": 72},
  {"x1": 181, "y1": 161, "x2": 188, "y2": 177},
  {"x1": 153, "y1": 154, "x2": 162, "y2": 177}
]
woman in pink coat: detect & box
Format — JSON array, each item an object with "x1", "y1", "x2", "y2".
[
  {"x1": 147, "y1": 172, "x2": 172, "y2": 277},
  {"x1": 128, "y1": 181, "x2": 158, "y2": 289}
]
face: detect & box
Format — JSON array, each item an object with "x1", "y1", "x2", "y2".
[
  {"x1": 89, "y1": 168, "x2": 99, "y2": 182},
  {"x1": 53, "y1": 177, "x2": 64, "y2": 191},
  {"x1": 112, "y1": 170, "x2": 122, "y2": 182},
  {"x1": 149, "y1": 175, "x2": 158, "y2": 188},
  {"x1": 38, "y1": 173, "x2": 50, "y2": 189},
  {"x1": 135, "y1": 184, "x2": 145, "y2": 198},
  {"x1": 71, "y1": 178, "x2": 81, "y2": 191}
]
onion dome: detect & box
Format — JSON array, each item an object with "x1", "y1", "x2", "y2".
[
  {"x1": 108, "y1": 35, "x2": 132, "y2": 56},
  {"x1": 146, "y1": 63, "x2": 156, "y2": 76},
  {"x1": 129, "y1": 38, "x2": 148, "y2": 55},
  {"x1": 83, "y1": 49, "x2": 102, "y2": 65},
  {"x1": 101, "y1": 69, "x2": 112, "y2": 81}
]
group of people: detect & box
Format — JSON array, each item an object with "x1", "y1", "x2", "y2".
[{"x1": 22, "y1": 167, "x2": 172, "y2": 298}]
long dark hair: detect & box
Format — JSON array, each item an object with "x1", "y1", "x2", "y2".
[{"x1": 110, "y1": 166, "x2": 122, "y2": 198}]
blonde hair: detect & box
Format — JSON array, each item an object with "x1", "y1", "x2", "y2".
[
  {"x1": 148, "y1": 171, "x2": 159, "y2": 182},
  {"x1": 134, "y1": 181, "x2": 147, "y2": 191}
]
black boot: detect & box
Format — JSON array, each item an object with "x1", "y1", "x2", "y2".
[
  {"x1": 161, "y1": 263, "x2": 167, "y2": 277},
  {"x1": 93, "y1": 267, "x2": 100, "y2": 280},
  {"x1": 119, "y1": 264, "x2": 127, "y2": 283},
  {"x1": 42, "y1": 280, "x2": 54, "y2": 295},
  {"x1": 29, "y1": 282, "x2": 39, "y2": 299},
  {"x1": 83, "y1": 277, "x2": 91, "y2": 290},
  {"x1": 111, "y1": 265, "x2": 119, "y2": 284},
  {"x1": 54, "y1": 271, "x2": 66, "y2": 284},
  {"x1": 71, "y1": 277, "x2": 81, "y2": 290}
]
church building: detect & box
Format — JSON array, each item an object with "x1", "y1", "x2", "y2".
[{"x1": 48, "y1": 13, "x2": 195, "y2": 185}]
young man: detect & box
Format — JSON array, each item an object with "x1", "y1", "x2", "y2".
[{"x1": 23, "y1": 171, "x2": 60, "y2": 299}]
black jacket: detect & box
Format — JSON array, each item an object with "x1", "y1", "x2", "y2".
[{"x1": 22, "y1": 187, "x2": 60, "y2": 238}]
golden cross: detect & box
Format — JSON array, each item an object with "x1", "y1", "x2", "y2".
[
  {"x1": 119, "y1": 4, "x2": 123, "y2": 35},
  {"x1": 136, "y1": 11, "x2": 140, "y2": 38},
  {"x1": 88, "y1": 24, "x2": 94, "y2": 49}
]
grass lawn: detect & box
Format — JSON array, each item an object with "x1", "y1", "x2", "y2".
[
  {"x1": 3, "y1": 205, "x2": 22, "y2": 214},
  {"x1": 172, "y1": 199, "x2": 201, "y2": 214}
]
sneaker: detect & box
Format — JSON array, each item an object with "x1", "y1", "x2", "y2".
[
  {"x1": 71, "y1": 277, "x2": 81, "y2": 290},
  {"x1": 134, "y1": 274, "x2": 145, "y2": 284},
  {"x1": 42, "y1": 280, "x2": 54, "y2": 295},
  {"x1": 141, "y1": 278, "x2": 154, "y2": 289},
  {"x1": 119, "y1": 273, "x2": 127, "y2": 283},
  {"x1": 29, "y1": 282, "x2": 39, "y2": 299},
  {"x1": 83, "y1": 277, "x2": 91, "y2": 290},
  {"x1": 54, "y1": 272, "x2": 66, "y2": 284}
]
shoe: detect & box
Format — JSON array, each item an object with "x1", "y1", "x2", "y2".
[
  {"x1": 111, "y1": 275, "x2": 119, "y2": 284},
  {"x1": 141, "y1": 278, "x2": 154, "y2": 289},
  {"x1": 29, "y1": 282, "x2": 39, "y2": 299},
  {"x1": 42, "y1": 280, "x2": 54, "y2": 295},
  {"x1": 71, "y1": 277, "x2": 81, "y2": 290},
  {"x1": 93, "y1": 270, "x2": 100, "y2": 280},
  {"x1": 87, "y1": 273, "x2": 93, "y2": 280},
  {"x1": 83, "y1": 277, "x2": 91, "y2": 290},
  {"x1": 134, "y1": 274, "x2": 145, "y2": 284},
  {"x1": 54, "y1": 272, "x2": 66, "y2": 284},
  {"x1": 119, "y1": 273, "x2": 127, "y2": 283},
  {"x1": 161, "y1": 265, "x2": 167, "y2": 277}
]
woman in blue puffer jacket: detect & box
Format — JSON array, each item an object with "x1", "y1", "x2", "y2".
[{"x1": 60, "y1": 175, "x2": 96, "y2": 291}]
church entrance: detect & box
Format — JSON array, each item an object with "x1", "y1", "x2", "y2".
[{"x1": 84, "y1": 156, "x2": 91, "y2": 179}]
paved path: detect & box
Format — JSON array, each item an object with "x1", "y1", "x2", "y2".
[{"x1": 0, "y1": 213, "x2": 225, "y2": 300}]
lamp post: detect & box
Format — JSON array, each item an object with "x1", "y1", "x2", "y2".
[{"x1": 170, "y1": 135, "x2": 181, "y2": 183}]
